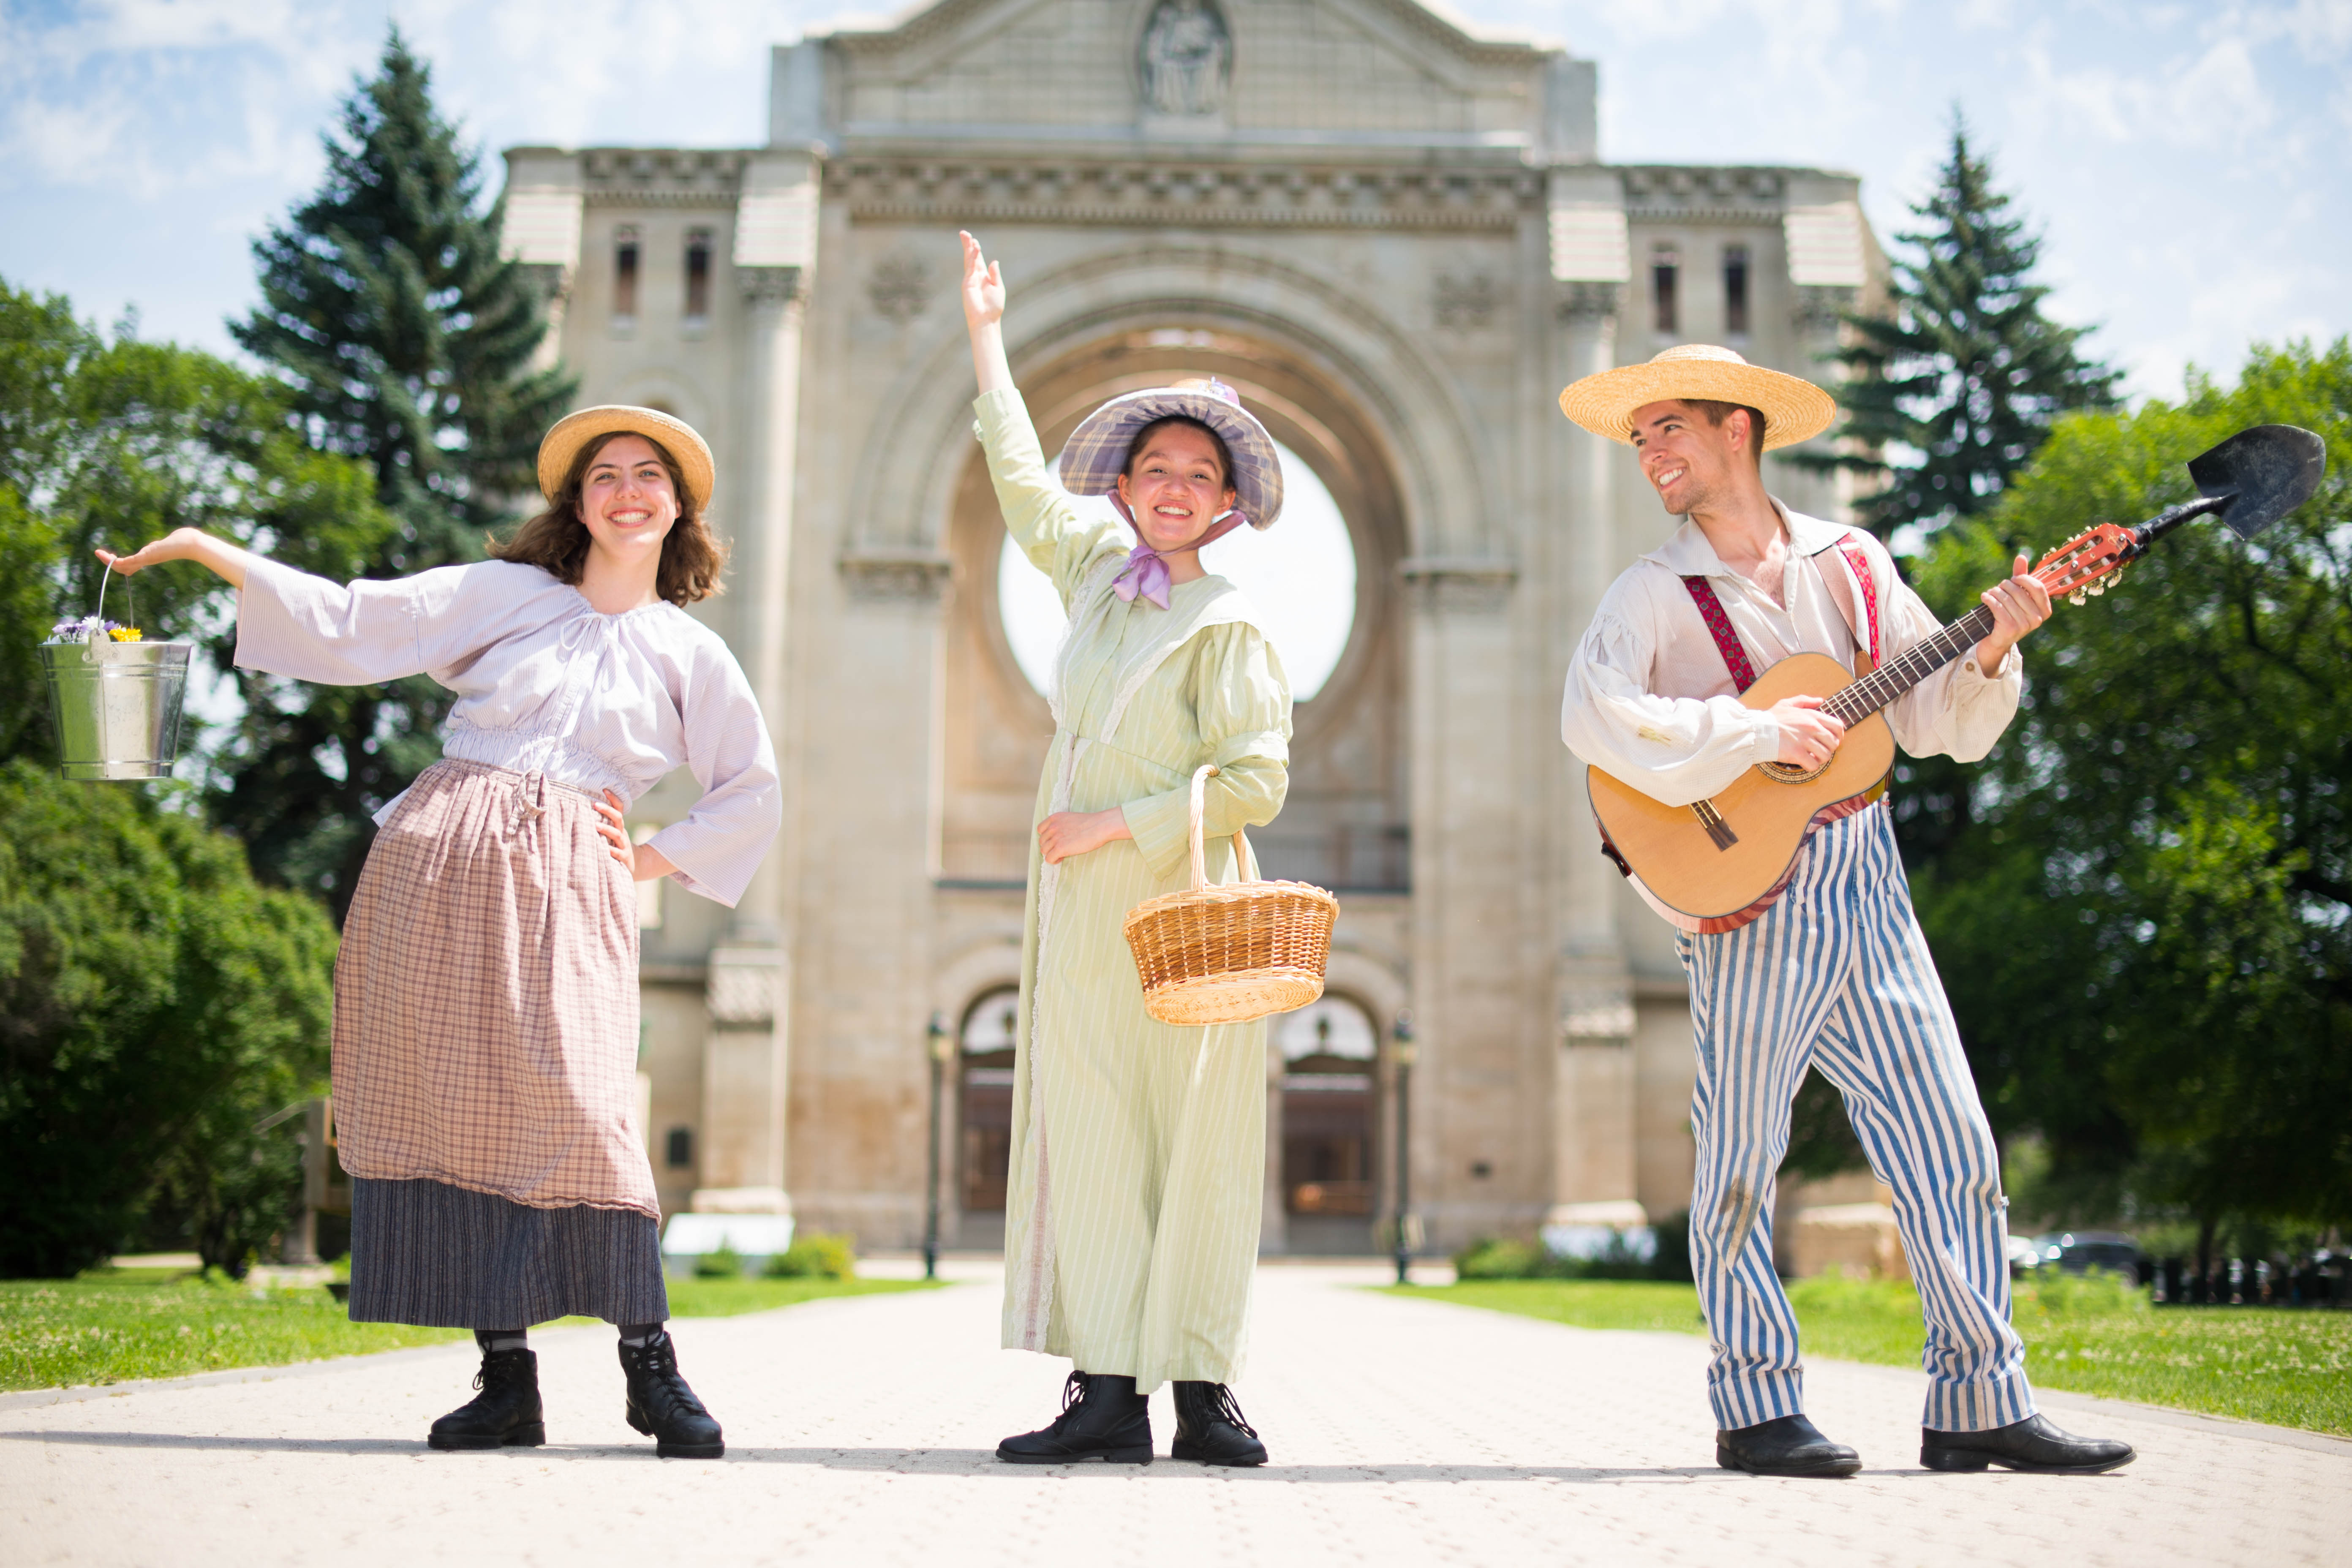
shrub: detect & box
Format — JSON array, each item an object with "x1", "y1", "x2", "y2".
[
  {"x1": 0, "y1": 761, "x2": 336, "y2": 1276},
  {"x1": 691, "y1": 1245, "x2": 742, "y2": 1279},
  {"x1": 762, "y1": 1233, "x2": 856, "y2": 1281}
]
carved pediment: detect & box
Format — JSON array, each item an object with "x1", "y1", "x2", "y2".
[{"x1": 819, "y1": 0, "x2": 1550, "y2": 144}]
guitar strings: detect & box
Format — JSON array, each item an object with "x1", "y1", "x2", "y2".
[{"x1": 1821, "y1": 605, "x2": 1999, "y2": 727}]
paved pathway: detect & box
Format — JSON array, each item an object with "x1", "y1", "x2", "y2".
[{"x1": 4, "y1": 1261, "x2": 2345, "y2": 1566}]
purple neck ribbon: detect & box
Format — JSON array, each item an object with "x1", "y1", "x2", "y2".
[{"x1": 1109, "y1": 501, "x2": 1247, "y2": 609}]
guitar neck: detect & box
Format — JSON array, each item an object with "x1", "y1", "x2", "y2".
[{"x1": 1821, "y1": 604, "x2": 1996, "y2": 726}]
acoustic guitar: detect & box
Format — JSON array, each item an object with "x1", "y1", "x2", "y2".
[{"x1": 1587, "y1": 424, "x2": 2327, "y2": 931}]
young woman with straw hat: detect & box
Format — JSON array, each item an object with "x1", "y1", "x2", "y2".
[
  {"x1": 958, "y1": 231, "x2": 1291, "y2": 1467},
  {"x1": 98, "y1": 407, "x2": 779, "y2": 1459},
  {"x1": 1556, "y1": 344, "x2": 2131, "y2": 1479}
]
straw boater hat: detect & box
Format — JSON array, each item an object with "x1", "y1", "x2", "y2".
[
  {"x1": 1057, "y1": 378, "x2": 1285, "y2": 529},
  {"x1": 1557, "y1": 344, "x2": 1838, "y2": 452},
  {"x1": 537, "y1": 405, "x2": 717, "y2": 510}
]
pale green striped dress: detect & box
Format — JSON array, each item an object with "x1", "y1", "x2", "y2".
[{"x1": 974, "y1": 387, "x2": 1293, "y2": 1391}]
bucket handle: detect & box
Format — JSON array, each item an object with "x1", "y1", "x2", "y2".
[
  {"x1": 84, "y1": 558, "x2": 136, "y2": 648},
  {"x1": 1183, "y1": 763, "x2": 1259, "y2": 892}
]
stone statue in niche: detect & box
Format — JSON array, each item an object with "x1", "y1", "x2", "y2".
[{"x1": 1140, "y1": 0, "x2": 1230, "y2": 117}]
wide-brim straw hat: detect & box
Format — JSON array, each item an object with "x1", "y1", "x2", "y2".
[
  {"x1": 1558, "y1": 345, "x2": 1837, "y2": 452},
  {"x1": 537, "y1": 406, "x2": 717, "y2": 510},
  {"x1": 1057, "y1": 378, "x2": 1285, "y2": 529}
]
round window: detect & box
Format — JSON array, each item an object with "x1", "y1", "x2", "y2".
[{"x1": 998, "y1": 440, "x2": 1357, "y2": 702}]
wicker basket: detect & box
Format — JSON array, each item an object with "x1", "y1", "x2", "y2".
[{"x1": 1123, "y1": 764, "x2": 1339, "y2": 1027}]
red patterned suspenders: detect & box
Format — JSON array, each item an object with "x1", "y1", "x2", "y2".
[
  {"x1": 1679, "y1": 575, "x2": 1757, "y2": 691},
  {"x1": 1680, "y1": 535, "x2": 1883, "y2": 690}
]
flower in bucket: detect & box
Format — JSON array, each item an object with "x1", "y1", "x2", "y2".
[{"x1": 46, "y1": 616, "x2": 140, "y2": 644}]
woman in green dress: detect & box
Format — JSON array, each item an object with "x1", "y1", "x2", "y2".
[{"x1": 960, "y1": 232, "x2": 1294, "y2": 1467}]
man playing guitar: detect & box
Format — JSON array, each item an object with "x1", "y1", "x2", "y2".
[{"x1": 1557, "y1": 344, "x2": 2134, "y2": 1477}]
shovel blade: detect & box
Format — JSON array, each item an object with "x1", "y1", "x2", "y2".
[{"x1": 2188, "y1": 424, "x2": 2328, "y2": 539}]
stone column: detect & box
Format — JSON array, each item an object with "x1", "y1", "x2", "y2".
[
  {"x1": 1544, "y1": 170, "x2": 1642, "y2": 1236},
  {"x1": 688, "y1": 153, "x2": 817, "y2": 1220},
  {"x1": 1399, "y1": 558, "x2": 1520, "y2": 1252}
]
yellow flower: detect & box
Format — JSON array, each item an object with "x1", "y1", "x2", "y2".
[{"x1": 109, "y1": 626, "x2": 144, "y2": 642}]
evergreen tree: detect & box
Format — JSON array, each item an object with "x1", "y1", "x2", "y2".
[
  {"x1": 223, "y1": 30, "x2": 572, "y2": 917},
  {"x1": 1808, "y1": 115, "x2": 2121, "y2": 538}
]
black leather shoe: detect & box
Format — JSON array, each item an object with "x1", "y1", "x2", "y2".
[
  {"x1": 997, "y1": 1371, "x2": 1153, "y2": 1464},
  {"x1": 1922, "y1": 1414, "x2": 2134, "y2": 1474},
  {"x1": 1716, "y1": 1413, "x2": 1862, "y2": 1478},
  {"x1": 1171, "y1": 1380, "x2": 1267, "y2": 1466},
  {"x1": 618, "y1": 1329, "x2": 726, "y2": 1458},
  {"x1": 428, "y1": 1348, "x2": 544, "y2": 1451}
]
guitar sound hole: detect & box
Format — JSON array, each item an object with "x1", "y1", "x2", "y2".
[{"x1": 1760, "y1": 760, "x2": 1829, "y2": 784}]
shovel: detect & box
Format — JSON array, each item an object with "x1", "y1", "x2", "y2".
[{"x1": 2128, "y1": 423, "x2": 2328, "y2": 552}]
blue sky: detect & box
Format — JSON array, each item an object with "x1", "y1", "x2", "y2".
[{"x1": 1, "y1": 0, "x2": 2344, "y2": 403}]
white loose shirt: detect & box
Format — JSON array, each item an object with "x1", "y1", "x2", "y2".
[
  {"x1": 235, "y1": 556, "x2": 781, "y2": 907},
  {"x1": 1560, "y1": 502, "x2": 2023, "y2": 808}
]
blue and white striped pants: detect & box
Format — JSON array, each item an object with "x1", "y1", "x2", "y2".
[{"x1": 1677, "y1": 805, "x2": 2034, "y2": 1434}]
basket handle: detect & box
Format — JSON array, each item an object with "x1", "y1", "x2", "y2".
[{"x1": 1183, "y1": 763, "x2": 1258, "y2": 891}]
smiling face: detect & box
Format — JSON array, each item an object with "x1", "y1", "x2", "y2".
[
  {"x1": 577, "y1": 433, "x2": 681, "y2": 569},
  {"x1": 1115, "y1": 420, "x2": 1239, "y2": 555},
  {"x1": 1629, "y1": 399, "x2": 1757, "y2": 519}
]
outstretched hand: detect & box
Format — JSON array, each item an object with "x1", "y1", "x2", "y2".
[
  {"x1": 959, "y1": 231, "x2": 1013, "y2": 395},
  {"x1": 93, "y1": 526, "x2": 250, "y2": 588},
  {"x1": 960, "y1": 231, "x2": 1004, "y2": 329}
]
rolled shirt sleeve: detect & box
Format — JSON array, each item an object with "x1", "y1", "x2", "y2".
[
  {"x1": 1121, "y1": 623, "x2": 1294, "y2": 882},
  {"x1": 642, "y1": 637, "x2": 782, "y2": 909},
  {"x1": 1561, "y1": 602, "x2": 1781, "y2": 809},
  {"x1": 1877, "y1": 568, "x2": 2025, "y2": 765}
]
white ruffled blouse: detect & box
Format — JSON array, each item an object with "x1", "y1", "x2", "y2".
[{"x1": 234, "y1": 556, "x2": 780, "y2": 907}]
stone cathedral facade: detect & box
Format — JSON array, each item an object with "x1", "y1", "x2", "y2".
[{"x1": 497, "y1": 0, "x2": 1884, "y2": 1256}]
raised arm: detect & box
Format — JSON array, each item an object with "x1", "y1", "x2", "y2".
[
  {"x1": 98, "y1": 527, "x2": 251, "y2": 589},
  {"x1": 961, "y1": 231, "x2": 1121, "y2": 605}
]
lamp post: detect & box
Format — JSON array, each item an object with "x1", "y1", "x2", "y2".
[
  {"x1": 1391, "y1": 1010, "x2": 1418, "y2": 1286},
  {"x1": 923, "y1": 1011, "x2": 952, "y2": 1282}
]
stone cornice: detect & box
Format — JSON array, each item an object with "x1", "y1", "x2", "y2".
[
  {"x1": 1399, "y1": 555, "x2": 1517, "y2": 613},
  {"x1": 840, "y1": 549, "x2": 955, "y2": 602},
  {"x1": 831, "y1": 160, "x2": 1539, "y2": 231}
]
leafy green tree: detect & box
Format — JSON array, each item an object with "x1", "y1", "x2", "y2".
[
  {"x1": 0, "y1": 760, "x2": 338, "y2": 1276},
  {"x1": 1909, "y1": 340, "x2": 2352, "y2": 1247},
  {"x1": 224, "y1": 29, "x2": 572, "y2": 916},
  {"x1": 1806, "y1": 117, "x2": 2121, "y2": 540},
  {"x1": 0, "y1": 280, "x2": 389, "y2": 770}
]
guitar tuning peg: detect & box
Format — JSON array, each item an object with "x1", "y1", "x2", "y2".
[
  {"x1": 2088, "y1": 580, "x2": 2105, "y2": 596},
  {"x1": 2069, "y1": 589, "x2": 2088, "y2": 607}
]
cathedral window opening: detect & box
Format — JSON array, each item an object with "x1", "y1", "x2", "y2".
[
  {"x1": 1651, "y1": 243, "x2": 1680, "y2": 335},
  {"x1": 683, "y1": 228, "x2": 713, "y2": 324},
  {"x1": 1000, "y1": 438, "x2": 1356, "y2": 702},
  {"x1": 1722, "y1": 244, "x2": 1750, "y2": 336},
  {"x1": 612, "y1": 226, "x2": 640, "y2": 324},
  {"x1": 958, "y1": 988, "x2": 1021, "y2": 1214},
  {"x1": 664, "y1": 1126, "x2": 693, "y2": 1170}
]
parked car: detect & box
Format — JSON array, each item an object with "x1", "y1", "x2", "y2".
[{"x1": 2026, "y1": 1230, "x2": 2144, "y2": 1282}]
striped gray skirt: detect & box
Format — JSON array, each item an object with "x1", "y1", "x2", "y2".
[{"x1": 349, "y1": 1177, "x2": 668, "y2": 1328}]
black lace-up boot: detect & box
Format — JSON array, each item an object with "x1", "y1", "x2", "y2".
[
  {"x1": 996, "y1": 1372, "x2": 1153, "y2": 1464},
  {"x1": 618, "y1": 1328, "x2": 726, "y2": 1458},
  {"x1": 1171, "y1": 1380, "x2": 1268, "y2": 1467},
  {"x1": 427, "y1": 1348, "x2": 544, "y2": 1451}
]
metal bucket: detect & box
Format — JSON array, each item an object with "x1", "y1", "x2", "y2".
[{"x1": 42, "y1": 637, "x2": 192, "y2": 781}]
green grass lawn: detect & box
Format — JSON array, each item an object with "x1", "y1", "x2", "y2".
[
  {"x1": 1386, "y1": 1274, "x2": 2352, "y2": 1437},
  {"x1": 1, "y1": 1268, "x2": 938, "y2": 1393}
]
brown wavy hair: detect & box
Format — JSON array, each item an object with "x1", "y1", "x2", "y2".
[{"x1": 491, "y1": 430, "x2": 727, "y2": 604}]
